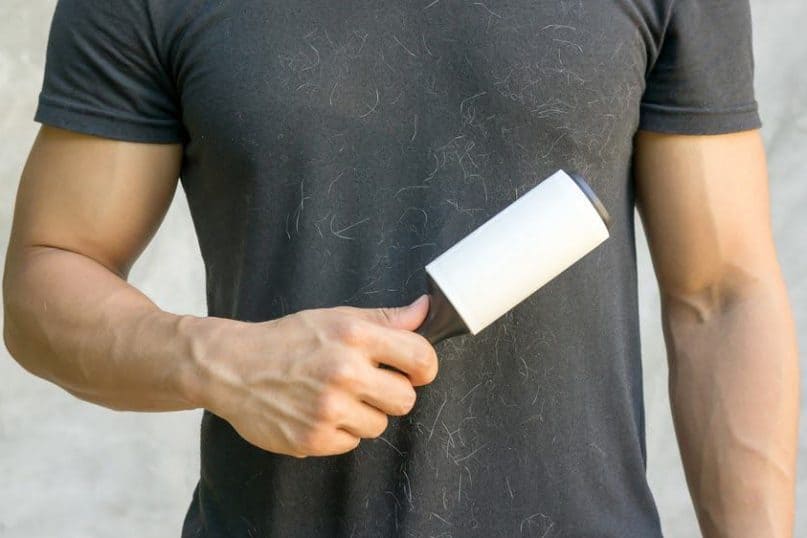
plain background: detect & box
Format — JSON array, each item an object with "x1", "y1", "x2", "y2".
[{"x1": 0, "y1": 1, "x2": 804, "y2": 536}]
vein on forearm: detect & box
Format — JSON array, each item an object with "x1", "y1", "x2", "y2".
[
  {"x1": 4, "y1": 244, "x2": 199, "y2": 412},
  {"x1": 660, "y1": 266, "x2": 798, "y2": 537}
]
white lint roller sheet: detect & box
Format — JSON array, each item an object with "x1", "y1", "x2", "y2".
[{"x1": 424, "y1": 170, "x2": 610, "y2": 335}]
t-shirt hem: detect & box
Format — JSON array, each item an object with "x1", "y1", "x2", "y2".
[
  {"x1": 638, "y1": 102, "x2": 762, "y2": 135},
  {"x1": 35, "y1": 94, "x2": 185, "y2": 144}
]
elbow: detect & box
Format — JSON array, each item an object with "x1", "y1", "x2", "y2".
[
  {"x1": 3, "y1": 281, "x2": 48, "y2": 380},
  {"x1": 659, "y1": 262, "x2": 769, "y2": 325},
  {"x1": 3, "y1": 252, "x2": 43, "y2": 377},
  {"x1": 3, "y1": 311, "x2": 20, "y2": 361},
  {"x1": 3, "y1": 253, "x2": 23, "y2": 362},
  {"x1": 660, "y1": 282, "x2": 732, "y2": 325},
  {"x1": 3, "y1": 303, "x2": 36, "y2": 376},
  {"x1": 3, "y1": 313, "x2": 18, "y2": 359},
  {"x1": 3, "y1": 272, "x2": 22, "y2": 360}
]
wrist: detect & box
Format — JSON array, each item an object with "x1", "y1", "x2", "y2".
[{"x1": 173, "y1": 313, "x2": 245, "y2": 412}]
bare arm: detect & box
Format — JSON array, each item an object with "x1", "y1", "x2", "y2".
[
  {"x1": 3, "y1": 126, "x2": 194, "y2": 410},
  {"x1": 3, "y1": 126, "x2": 437, "y2": 457},
  {"x1": 634, "y1": 130, "x2": 799, "y2": 537}
]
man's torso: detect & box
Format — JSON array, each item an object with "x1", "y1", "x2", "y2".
[{"x1": 168, "y1": 1, "x2": 666, "y2": 535}]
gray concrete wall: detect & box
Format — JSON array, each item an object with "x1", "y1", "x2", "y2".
[{"x1": 0, "y1": 1, "x2": 803, "y2": 536}]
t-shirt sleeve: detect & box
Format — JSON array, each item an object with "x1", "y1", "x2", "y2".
[
  {"x1": 639, "y1": 0, "x2": 762, "y2": 134},
  {"x1": 34, "y1": 0, "x2": 184, "y2": 143}
]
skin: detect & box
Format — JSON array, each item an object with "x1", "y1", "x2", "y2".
[
  {"x1": 3, "y1": 126, "x2": 799, "y2": 533},
  {"x1": 635, "y1": 130, "x2": 799, "y2": 537}
]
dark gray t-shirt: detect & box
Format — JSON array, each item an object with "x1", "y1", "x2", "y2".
[{"x1": 36, "y1": 1, "x2": 760, "y2": 536}]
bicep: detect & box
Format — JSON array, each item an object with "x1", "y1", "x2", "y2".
[
  {"x1": 8, "y1": 126, "x2": 182, "y2": 277},
  {"x1": 634, "y1": 129, "x2": 778, "y2": 300}
]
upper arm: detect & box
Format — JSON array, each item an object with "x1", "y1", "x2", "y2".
[
  {"x1": 7, "y1": 126, "x2": 182, "y2": 278},
  {"x1": 633, "y1": 129, "x2": 779, "y2": 304},
  {"x1": 8, "y1": 0, "x2": 186, "y2": 279},
  {"x1": 634, "y1": 0, "x2": 772, "y2": 310}
]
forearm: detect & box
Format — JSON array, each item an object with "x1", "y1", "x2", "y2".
[
  {"x1": 3, "y1": 245, "x2": 219, "y2": 412},
  {"x1": 663, "y1": 274, "x2": 799, "y2": 538}
]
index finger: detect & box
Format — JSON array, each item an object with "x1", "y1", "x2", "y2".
[{"x1": 349, "y1": 320, "x2": 438, "y2": 386}]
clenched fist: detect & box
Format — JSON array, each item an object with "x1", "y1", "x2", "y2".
[{"x1": 189, "y1": 295, "x2": 438, "y2": 458}]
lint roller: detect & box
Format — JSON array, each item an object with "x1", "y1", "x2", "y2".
[{"x1": 415, "y1": 170, "x2": 611, "y2": 344}]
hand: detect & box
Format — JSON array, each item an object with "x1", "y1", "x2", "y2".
[{"x1": 192, "y1": 295, "x2": 438, "y2": 458}]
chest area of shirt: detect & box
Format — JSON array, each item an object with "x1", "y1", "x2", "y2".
[
  {"x1": 180, "y1": 0, "x2": 656, "y2": 140},
  {"x1": 175, "y1": 1, "x2": 656, "y2": 295}
]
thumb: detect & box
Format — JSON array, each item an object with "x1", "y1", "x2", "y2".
[{"x1": 349, "y1": 294, "x2": 430, "y2": 331}]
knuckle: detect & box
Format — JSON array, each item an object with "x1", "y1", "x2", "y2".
[
  {"x1": 414, "y1": 345, "x2": 438, "y2": 381},
  {"x1": 396, "y1": 395, "x2": 416, "y2": 415},
  {"x1": 293, "y1": 428, "x2": 319, "y2": 454},
  {"x1": 313, "y1": 391, "x2": 344, "y2": 423},
  {"x1": 425, "y1": 360, "x2": 439, "y2": 383},
  {"x1": 333, "y1": 319, "x2": 364, "y2": 345},
  {"x1": 325, "y1": 359, "x2": 359, "y2": 387},
  {"x1": 402, "y1": 388, "x2": 418, "y2": 413},
  {"x1": 368, "y1": 416, "x2": 389, "y2": 438},
  {"x1": 293, "y1": 309, "x2": 318, "y2": 329},
  {"x1": 344, "y1": 437, "x2": 362, "y2": 453},
  {"x1": 295, "y1": 426, "x2": 331, "y2": 455},
  {"x1": 386, "y1": 386, "x2": 416, "y2": 416}
]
